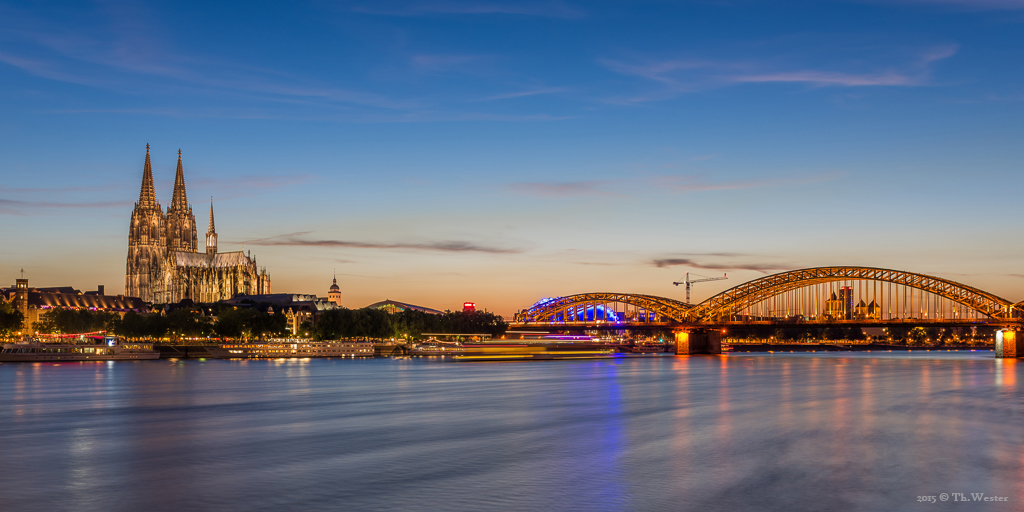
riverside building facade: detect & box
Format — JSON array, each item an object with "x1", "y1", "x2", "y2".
[
  {"x1": 126, "y1": 145, "x2": 271, "y2": 304},
  {"x1": 3, "y1": 279, "x2": 149, "y2": 333}
]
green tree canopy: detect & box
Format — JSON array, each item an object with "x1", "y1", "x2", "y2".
[
  {"x1": 32, "y1": 308, "x2": 119, "y2": 335},
  {"x1": 214, "y1": 306, "x2": 287, "y2": 340},
  {"x1": 116, "y1": 311, "x2": 168, "y2": 338},
  {"x1": 166, "y1": 308, "x2": 215, "y2": 338},
  {"x1": 0, "y1": 301, "x2": 25, "y2": 335},
  {"x1": 313, "y1": 308, "x2": 508, "y2": 341}
]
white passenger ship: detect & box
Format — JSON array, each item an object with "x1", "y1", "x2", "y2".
[
  {"x1": 206, "y1": 339, "x2": 375, "y2": 359},
  {"x1": 0, "y1": 336, "x2": 159, "y2": 362},
  {"x1": 408, "y1": 339, "x2": 465, "y2": 356}
]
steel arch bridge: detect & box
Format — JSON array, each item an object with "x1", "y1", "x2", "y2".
[
  {"x1": 513, "y1": 266, "x2": 1020, "y2": 327},
  {"x1": 516, "y1": 293, "x2": 698, "y2": 324}
]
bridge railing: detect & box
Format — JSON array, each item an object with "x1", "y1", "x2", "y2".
[{"x1": 518, "y1": 267, "x2": 1021, "y2": 328}]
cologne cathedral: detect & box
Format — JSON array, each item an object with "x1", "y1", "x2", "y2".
[{"x1": 126, "y1": 145, "x2": 271, "y2": 303}]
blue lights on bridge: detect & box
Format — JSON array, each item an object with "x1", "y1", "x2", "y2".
[{"x1": 532, "y1": 298, "x2": 621, "y2": 323}]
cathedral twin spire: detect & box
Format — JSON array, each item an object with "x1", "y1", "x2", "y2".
[
  {"x1": 132, "y1": 144, "x2": 219, "y2": 253},
  {"x1": 137, "y1": 144, "x2": 198, "y2": 252},
  {"x1": 137, "y1": 145, "x2": 190, "y2": 215},
  {"x1": 171, "y1": 149, "x2": 189, "y2": 212},
  {"x1": 137, "y1": 144, "x2": 159, "y2": 209},
  {"x1": 128, "y1": 145, "x2": 270, "y2": 302}
]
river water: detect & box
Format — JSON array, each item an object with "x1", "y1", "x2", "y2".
[{"x1": 0, "y1": 353, "x2": 1021, "y2": 512}]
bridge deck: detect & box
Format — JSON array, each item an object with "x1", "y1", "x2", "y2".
[{"x1": 511, "y1": 318, "x2": 1015, "y2": 329}]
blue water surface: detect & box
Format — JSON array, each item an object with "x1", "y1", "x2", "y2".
[{"x1": 0, "y1": 353, "x2": 1021, "y2": 512}]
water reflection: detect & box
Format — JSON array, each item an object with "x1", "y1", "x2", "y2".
[{"x1": 0, "y1": 353, "x2": 1020, "y2": 512}]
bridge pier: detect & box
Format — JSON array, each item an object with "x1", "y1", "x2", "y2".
[
  {"x1": 995, "y1": 330, "x2": 1019, "y2": 358},
  {"x1": 675, "y1": 329, "x2": 722, "y2": 355}
]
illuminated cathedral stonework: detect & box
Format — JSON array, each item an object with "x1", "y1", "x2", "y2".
[{"x1": 126, "y1": 145, "x2": 271, "y2": 303}]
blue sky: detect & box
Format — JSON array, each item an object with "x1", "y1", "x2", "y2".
[{"x1": 2, "y1": 0, "x2": 1024, "y2": 314}]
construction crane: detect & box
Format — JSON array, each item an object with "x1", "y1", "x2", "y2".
[{"x1": 673, "y1": 272, "x2": 728, "y2": 304}]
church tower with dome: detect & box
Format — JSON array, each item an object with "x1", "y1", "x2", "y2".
[{"x1": 328, "y1": 275, "x2": 341, "y2": 306}]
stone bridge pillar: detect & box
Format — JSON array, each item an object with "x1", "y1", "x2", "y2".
[
  {"x1": 675, "y1": 329, "x2": 722, "y2": 355},
  {"x1": 995, "y1": 330, "x2": 1019, "y2": 358}
]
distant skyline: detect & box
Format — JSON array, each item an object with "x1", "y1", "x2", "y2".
[{"x1": 3, "y1": 0, "x2": 1024, "y2": 315}]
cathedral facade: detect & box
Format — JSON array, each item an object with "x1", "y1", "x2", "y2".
[{"x1": 126, "y1": 145, "x2": 271, "y2": 304}]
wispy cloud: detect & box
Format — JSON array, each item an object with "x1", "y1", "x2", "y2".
[
  {"x1": 476, "y1": 87, "x2": 567, "y2": 101},
  {"x1": 0, "y1": 184, "x2": 117, "y2": 194},
  {"x1": 671, "y1": 252, "x2": 749, "y2": 258},
  {"x1": 652, "y1": 258, "x2": 790, "y2": 273},
  {"x1": 238, "y1": 232, "x2": 522, "y2": 254},
  {"x1": 691, "y1": 154, "x2": 721, "y2": 161},
  {"x1": 507, "y1": 180, "x2": 614, "y2": 197},
  {"x1": 601, "y1": 44, "x2": 958, "y2": 103},
  {"x1": 0, "y1": 197, "x2": 129, "y2": 216},
  {"x1": 346, "y1": 1, "x2": 585, "y2": 19},
  {"x1": 0, "y1": 8, "x2": 418, "y2": 111},
  {"x1": 0, "y1": 5, "x2": 579, "y2": 122},
  {"x1": 730, "y1": 45, "x2": 957, "y2": 87},
  {"x1": 508, "y1": 172, "x2": 840, "y2": 197},
  {"x1": 653, "y1": 172, "x2": 842, "y2": 193},
  {"x1": 43, "y1": 106, "x2": 568, "y2": 124},
  {"x1": 0, "y1": 51, "x2": 104, "y2": 87},
  {"x1": 188, "y1": 174, "x2": 313, "y2": 201},
  {"x1": 732, "y1": 70, "x2": 917, "y2": 87},
  {"x1": 600, "y1": 58, "x2": 714, "y2": 86},
  {"x1": 411, "y1": 54, "x2": 490, "y2": 72},
  {"x1": 878, "y1": 0, "x2": 1024, "y2": 9},
  {"x1": 194, "y1": 174, "x2": 312, "y2": 190}
]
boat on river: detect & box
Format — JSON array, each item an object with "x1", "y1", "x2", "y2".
[
  {"x1": 206, "y1": 339, "x2": 375, "y2": 359},
  {"x1": 408, "y1": 339, "x2": 465, "y2": 356},
  {"x1": 0, "y1": 335, "x2": 159, "y2": 362},
  {"x1": 627, "y1": 341, "x2": 668, "y2": 353}
]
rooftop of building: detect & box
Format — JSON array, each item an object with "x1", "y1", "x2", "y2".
[
  {"x1": 364, "y1": 300, "x2": 444, "y2": 315},
  {"x1": 224, "y1": 293, "x2": 339, "y2": 312},
  {"x1": 170, "y1": 250, "x2": 254, "y2": 268},
  {"x1": 1, "y1": 285, "x2": 149, "y2": 312}
]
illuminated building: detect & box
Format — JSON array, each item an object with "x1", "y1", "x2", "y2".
[
  {"x1": 126, "y1": 145, "x2": 271, "y2": 303},
  {"x1": 823, "y1": 291, "x2": 844, "y2": 320},
  {"x1": 365, "y1": 300, "x2": 443, "y2": 315},
  {"x1": 854, "y1": 300, "x2": 883, "y2": 320},
  {"x1": 838, "y1": 286, "x2": 853, "y2": 320},
  {"x1": 463, "y1": 302, "x2": 476, "y2": 312},
  {"x1": 223, "y1": 293, "x2": 338, "y2": 334},
  {"x1": 2, "y1": 278, "x2": 149, "y2": 333},
  {"x1": 328, "y1": 276, "x2": 342, "y2": 306}
]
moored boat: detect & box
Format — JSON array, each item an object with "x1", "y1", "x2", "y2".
[
  {"x1": 628, "y1": 342, "x2": 668, "y2": 353},
  {"x1": 408, "y1": 339, "x2": 464, "y2": 356},
  {"x1": 206, "y1": 339, "x2": 375, "y2": 359},
  {"x1": 0, "y1": 335, "x2": 159, "y2": 362}
]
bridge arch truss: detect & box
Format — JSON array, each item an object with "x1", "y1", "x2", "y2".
[
  {"x1": 515, "y1": 267, "x2": 1019, "y2": 328},
  {"x1": 515, "y1": 293, "x2": 698, "y2": 325},
  {"x1": 694, "y1": 266, "x2": 1016, "y2": 322}
]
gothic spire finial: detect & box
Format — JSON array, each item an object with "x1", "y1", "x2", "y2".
[
  {"x1": 208, "y1": 196, "x2": 216, "y2": 233},
  {"x1": 138, "y1": 144, "x2": 158, "y2": 208},
  {"x1": 205, "y1": 196, "x2": 218, "y2": 255},
  {"x1": 170, "y1": 148, "x2": 189, "y2": 211}
]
